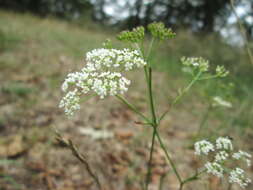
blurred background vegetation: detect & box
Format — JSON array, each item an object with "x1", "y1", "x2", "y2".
[
  {"x1": 1, "y1": 0, "x2": 252, "y2": 133},
  {"x1": 0, "y1": 0, "x2": 253, "y2": 189}
]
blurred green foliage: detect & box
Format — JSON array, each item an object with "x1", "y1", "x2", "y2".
[
  {"x1": 0, "y1": 29, "x2": 21, "y2": 51},
  {"x1": 1, "y1": 82, "x2": 34, "y2": 98}
]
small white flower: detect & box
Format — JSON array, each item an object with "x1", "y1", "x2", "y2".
[
  {"x1": 215, "y1": 151, "x2": 229, "y2": 162},
  {"x1": 205, "y1": 162, "x2": 224, "y2": 178},
  {"x1": 229, "y1": 168, "x2": 251, "y2": 188},
  {"x1": 213, "y1": 96, "x2": 232, "y2": 108},
  {"x1": 233, "y1": 150, "x2": 252, "y2": 167},
  {"x1": 194, "y1": 140, "x2": 215, "y2": 155},
  {"x1": 216, "y1": 137, "x2": 233, "y2": 151}
]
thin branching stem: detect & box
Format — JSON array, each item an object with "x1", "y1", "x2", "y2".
[
  {"x1": 115, "y1": 95, "x2": 151, "y2": 124},
  {"x1": 179, "y1": 169, "x2": 207, "y2": 190},
  {"x1": 148, "y1": 68, "x2": 157, "y2": 125},
  {"x1": 172, "y1": 71, "x2": 202, "y2": 105},
  {"x1": 198, "y1": 75, "x2": 220, "y2": 80},
  {"x1": 145, "y1": 66, "x2": 159, "y2": 190},
  {"x1": 230, "y1": 0, "x2": 253, "y2": 66},
  {"x1": 156, "y1": 131, "x2": 183, "y2": 184},
  {"x1": 145, "y1": 125, "x2": 156, "y2": 189},
  {"x1": 158, "y1": 71, "x2": 202, "y2": 124}
]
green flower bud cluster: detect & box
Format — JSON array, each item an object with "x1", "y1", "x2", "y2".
[
  {"x1": 117, "y1": 26, "x2": 145, "y2": 43},
  {"x1": 147, "y1": 22, "x2": 176, "y2": 40}
]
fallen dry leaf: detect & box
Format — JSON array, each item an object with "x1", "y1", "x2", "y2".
[
  {"x1": 0, "y1": 135, "x2": 27, "y2": 158},
  {"x1": 115, "y1": 130, "x2": 134, "y2": 140}
]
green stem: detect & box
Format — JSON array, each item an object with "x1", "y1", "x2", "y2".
[
  {"x1": 158, "y1": 71, "x2": 202, "y2": 123},
  {"x1": 156, "y1": 131, "x2": 183, "y2": 184},
  {"x1": 115, "y1": 95, "x2": 151, "y2": 124},
  {"x1": 198, "y1": 75, "x2": 220, "y2": 80},
  {"x1": 145, "y1": 126, "x2": 156, "y2": 189},
  {"x1": 148, "y1": 68, "x2": 157, "y2": 124},
  {"x1": 172, "y1": 71, "x2": 202, "y2": 105},
  {"x1": 179, "y1": 169, "x2": 207, "y2": 190},
  {"x1": 145, "y1": 66, "x2": 158, "y2": 190}
]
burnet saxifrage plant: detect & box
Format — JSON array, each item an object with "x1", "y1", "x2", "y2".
[{"x1": 59, "y1": 22, "x2": 252, "y2": 190}]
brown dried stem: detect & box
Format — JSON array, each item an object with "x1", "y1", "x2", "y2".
[{"x1": 55, "y1": 130, "x2": 102, "y2": 190}]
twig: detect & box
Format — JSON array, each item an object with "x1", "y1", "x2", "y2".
[
  {"x1": 55, "y1": 130, "x2": 102, "y2": 190},
  {"x1": 230, "y1": 0, "x2": 253, "y2": 66}
]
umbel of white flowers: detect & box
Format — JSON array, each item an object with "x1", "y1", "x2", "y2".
[
  {"x1": 195, "y1": 137, "x2": 252, "y2": 188},
  {"x1": 59, "y1": 48, "x2": 147, "y2": 116}
]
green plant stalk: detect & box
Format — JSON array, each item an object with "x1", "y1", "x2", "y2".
[
  {"x1": 148, "y1": 67, "x2": 157, "y2": 125},
  {"x1": 145, "y1": 66, "x2": 158, "y2": 190},
  {"x1": 198, "y1": 74, "x2": 221, "y2": 80},
  {"x1": 143, "y1": 36, "x2": 184, "y2": 189},
  {"x1": 143, "y1": 37, "x2": 158, "y2": 188},
  {"x1": 121, "y1": 43, "x2": 184, "y2": 190},
  {"x1": 143, "y1": 36, "x2": 160, "y2": 189},
  {"x1": 145, "y1": 125, "x2": 157, "y2": 189},
  {"x1": 156, "y1": 131, "x2": 183, "y2": 184},
  {"x1": 146, "y1": 66, "x2": 183, "y2": 189},
  {"x1": 117, "y1": 60, "x2": 198, "y2": 190}
]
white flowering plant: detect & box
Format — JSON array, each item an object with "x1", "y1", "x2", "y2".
[{"x1": 58, "y1": 22, "x2": 251, "y2": 190}]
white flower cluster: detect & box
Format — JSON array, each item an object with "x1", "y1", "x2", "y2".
[
  {"x1": 229, "y1": 168, "x2": 252, "y2": 188},
  {"x1": 194, "y1": 137, "x2": 252, "y2": 188},
  {"x1": 212, "y1": 96, "x2": 232, "y2": 108},
  {"x1": 233, "y1": 150, "x2": 252, "y2": 167},
  {"x1": 181, "y1": 57, "x2": 209, "y2": 72},
  {"x1": 205, "y1": 162, "x2": 224, "y2": 178},
  {"x1": 215, "y1": 151, "x2": 229, "y2": 162},
  {"x1": 59, "y1": 89, "x2": 80, "y2": 116},
  {"x1": 194, "y1": 140, "x2": 214, "y2": 155},
  {"x1": 181, "y1": 57, "x2": 229, "y2": 77},
  {"x1": 216, "y1": 137, "x2": 233, "y2": 151},
  {"x1": 59, "y1": 48, "x2": 147, "y2": 116}
]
